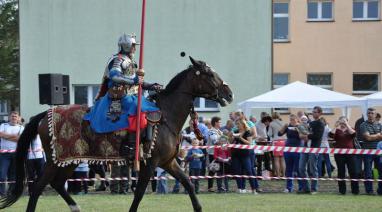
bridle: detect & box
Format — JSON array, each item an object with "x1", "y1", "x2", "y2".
[{"x1": 180, "y1": 65, "x2": 223, "y2": 102}]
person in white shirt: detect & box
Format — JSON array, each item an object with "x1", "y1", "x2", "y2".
[
  {"x1": 27, "y1": 135, "x2": 45, "y2": 195},
  {"x1": 0, "y1": 111, "x2": 24, "y2": 196},
  {"x1": 207, "y1": 116, "x2": 222, "y2": 192}
]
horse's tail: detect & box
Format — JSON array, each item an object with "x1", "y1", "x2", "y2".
[{"x1": 0, "y1": 111, "x2": 47, "y2": 209}]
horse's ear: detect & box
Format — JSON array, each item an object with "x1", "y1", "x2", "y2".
[{"x1": 189, "y1": 56, "x2": 200, "y2": 67}]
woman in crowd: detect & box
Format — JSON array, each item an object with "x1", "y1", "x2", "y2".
[
  {"x1": 278, "y1": 114, "x2": 303, "y2": 193},
  {"x1": 329, "y1": 116, "x2": 359, "y2": 195},
  {"x1": 255, "y1": 115, "x2": 273, "y2": 177},
  {"x1": 268, "y1": 112, "x2": 286, "y2": 177},
  {"x1": 318, "y1": 117, "x2": 332, "y2": 178},
  {"x1": 231, "y1": 118, "x2": 257, "y2": 194}
]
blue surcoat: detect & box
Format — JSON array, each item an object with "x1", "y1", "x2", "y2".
[{"x1": 83, "y1": 54, "x2": 158, "y2": 133}]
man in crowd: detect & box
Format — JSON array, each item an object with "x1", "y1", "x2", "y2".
[
  {"x1": 207, "y1": 116, "x2": 222, "y2": 192},
  {"x1": 360, "y1": 107, "x2": 382, "y2": 195},
  {"x1": 0, "y1": 111, "x2": 24, "y2": 196},
  {"x1": 299, "y1": 106, "x2": 325, "y2": 194}
]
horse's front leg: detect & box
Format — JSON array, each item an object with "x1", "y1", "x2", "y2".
[
  {"x1": 164, "y1": 160, "x2": 202, "y2": 212},
  {"x1": 129, "y1": 162, "x2": 154, "y2": 212}
]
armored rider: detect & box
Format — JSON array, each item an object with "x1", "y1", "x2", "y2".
[{"x1": 83, "y1": 33, "x2": 161, "y2": 134}]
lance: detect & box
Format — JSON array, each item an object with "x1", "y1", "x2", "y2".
[{"x1": 134, "y1": 0, "x2": 147, "y2": 171}]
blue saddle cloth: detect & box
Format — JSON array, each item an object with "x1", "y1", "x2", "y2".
[{"x1": 83, "y1": 94, "x2": 158, "y2": 133}]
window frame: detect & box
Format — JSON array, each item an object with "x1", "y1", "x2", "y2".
[
  {"x1": 352, "y1": 0, "x2": 381, "y2": 21},
  {"x1": 0, "y1": 100, "x2": 8, "y2": 115},
  {"x1": 307, "y1": 0, "x2": 335, "y2": 22},
  {"x1": 273, "y1": 1, "x2": 290, "y2": 43},
  {"x1": 306, "y1": 73, "x2": 334, "y2": 114},
  {"x1": 273, "y1": 73, "x2": 290, "y2": 114},
  {"x1": 352, "y1": 73, "x2": 380, "y2": 94},
  {"x1": 194, "y1": 97, "x2": 220, "y2": 112},
  {"x1": 73, "y1": 84, "x2": 100, "y2": 107}
]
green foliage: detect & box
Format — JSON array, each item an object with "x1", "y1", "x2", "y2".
[{"x1": 0, "y1": 0, "x2": 18, "y2": 110}]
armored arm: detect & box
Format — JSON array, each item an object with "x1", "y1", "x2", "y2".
[{"x1": 110, "y1": 73, "x2": 138, "y2": 85}]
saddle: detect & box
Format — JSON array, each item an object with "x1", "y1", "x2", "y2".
[{"x1": 120, "y1": 111, "x2": 162, "y2": 162}]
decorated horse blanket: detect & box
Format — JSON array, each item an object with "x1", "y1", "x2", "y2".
[{"x1": 48, "y1": 105, "x2": 126, "y2": 167}]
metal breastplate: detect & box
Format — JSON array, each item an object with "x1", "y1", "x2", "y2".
[{"x1": 124, "y1": 62, "x2": 139, "y2": 95}]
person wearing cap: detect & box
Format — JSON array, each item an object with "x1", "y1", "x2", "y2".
[{"x1": 84, "y1": 33, "x2": 162, "y2": 134}]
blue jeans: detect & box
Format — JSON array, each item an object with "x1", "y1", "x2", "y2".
[
  {"x1": 232, "y1": 155, "x2": 256, "y2": 190},
  {"x1": 189, "y1": 168, "x2": 201, "y2": 193},
  {"x1": 299, "y1": 153, "x2": 319, "y2": 192},
  {"x1": 156, "y1": 170, "x2": 168, "y2": 194},
  {"x1": 0, "y1": 153, "x2": 16, "y2": 196},
  {"x1": 317, "y1": 153, "x2": 332, "y2": 177},
  {"x1": 363, "y1": 154, "x2": 382, "y2": 194},
  {"x1": 249, "y1": 152, "x2": 259, "y2": 189},
  {"x1": 284, "y1": 152, "x2": 302, "y2": 192},
  {"x1": 380, "y1": 158, "x2": 382, "y2": 195}
]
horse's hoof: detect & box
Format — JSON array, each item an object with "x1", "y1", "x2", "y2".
[
  {"x1": 194, "y1": 206, "x2": 202, "y2": 212},
  {"x1": 69, "y1": 205, "x2": 81, "y2": 212}
]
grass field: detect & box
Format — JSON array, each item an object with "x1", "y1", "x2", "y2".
[{"x1": 4, "y1": 193, "x2": 382, "y2": 212}]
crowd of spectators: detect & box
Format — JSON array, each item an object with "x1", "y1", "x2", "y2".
[
  {"x1": 0, "y1": 106, "x2": 382, "y2": 196},
  {"x1": 178, "y1": 106, "x2": 382, "y2": 195}
]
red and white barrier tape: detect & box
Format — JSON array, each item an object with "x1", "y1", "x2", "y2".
[
  {"x1": 1, "y1": 175, "x2": 381, "y2": 184},
  {"x1": 0, "y1": 149, "x2": 16, "y2": 153},
  {"x1": 2, "y1": 146, "x2": 381, "y2": 155},
  {"x1": 183, "y1": 145, "x2": 382, "y2": 155},
  {"x1": 0, "y1": 149, "x2": 44, "y2": 153}
]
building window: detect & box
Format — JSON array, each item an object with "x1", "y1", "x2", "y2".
[
  {"x1": 307, "y1": 73, "x2": 332, "y2": 89},
  {"x1": 307, "y1": 0, "x2": 334, "y2": 21},
  {"x1": 353, "y1": 0, "x2": 380, "y2": 20},
  {"x1": 353, "y1": 73, "x2": 379, "y2": 94},
  {"x1": 194, "y1": 97, "x2": 219, "y2": 112},
  {"x1": 0, "y1": 100, "x2": 8, "y2": 115},
  {"x1": 273, "y1": 73, "x2": 289, "y2": 113},
  {"x1": 273, "y1": 1, "x2": 289, "y2": 42},
  {"x1": 307, "y1": 73, "x2": 333, "y2": 114},
  {"x1": 74, "y1": 85, "x2": 100, "y2": 106}
]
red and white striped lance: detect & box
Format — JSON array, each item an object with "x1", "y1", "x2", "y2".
[{"x1": 183, "y1": 144, "x2": 382, "y2": 155}]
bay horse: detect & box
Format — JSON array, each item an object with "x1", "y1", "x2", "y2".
[{"x1": 0, "y1": 56, "x2": 233, "y2": 212}]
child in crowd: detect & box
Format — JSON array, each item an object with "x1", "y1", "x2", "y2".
[
  {"x1": 214, "y1": 135, "x2": 231, "y2": 192},
  {"x1": 297, "y1": 115, "x2": 310, "y2": 146},
  {"x1": 186, "y1": 137, "x2": 204, "y2": 193},
  {"x1": 172, "y1": 149, "x2": 187, "y2": 193}
]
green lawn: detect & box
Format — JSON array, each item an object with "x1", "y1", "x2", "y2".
[{"x1": 4, "y1": 193, "x2": 382, "y2": 212}]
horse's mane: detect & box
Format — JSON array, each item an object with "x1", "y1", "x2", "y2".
[{"x1": 160, "y1": 65, "x2": 192, "y2": 96}]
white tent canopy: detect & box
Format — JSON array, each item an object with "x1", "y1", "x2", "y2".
[
  {"x1": 362, "y1": 91, "x2": 382, "y2": 107},
  {"x1": 238, "y1": 81, "x2": 365, "y2": 115}
]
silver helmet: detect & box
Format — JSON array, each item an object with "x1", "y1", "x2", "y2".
[{"x1": 118, "y1": 33, "x2": 139, "y2": 53}]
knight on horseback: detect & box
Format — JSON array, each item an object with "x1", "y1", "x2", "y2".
[{"x1": 83, "y1": 33, "x2": 162, "y2": 134}]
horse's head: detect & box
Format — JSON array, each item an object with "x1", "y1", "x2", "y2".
[{"x1": 188, "y1": 56, "x2": 233, "y2": 106}]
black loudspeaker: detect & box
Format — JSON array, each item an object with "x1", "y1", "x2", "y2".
[{"x1": 39, "y1": 74, "x2": 70, "y2": 105}]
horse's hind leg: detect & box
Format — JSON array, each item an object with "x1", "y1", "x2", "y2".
[
  {"x1": 50, "y1": 165, "x2": 79, "y2": 212},
  {"x1": 26, "y1": 163, "x2": 57, "y2": 212},
  {"x1": 129, "y1": 162, "x2": 154, "y2": 212},
  {"x1": 164, "y1": 159, "x2": 202, "y2": 212}
]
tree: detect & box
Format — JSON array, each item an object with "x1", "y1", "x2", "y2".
[{"x1": 0, "y1": 0, "x2": 19, "y2": 111}]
